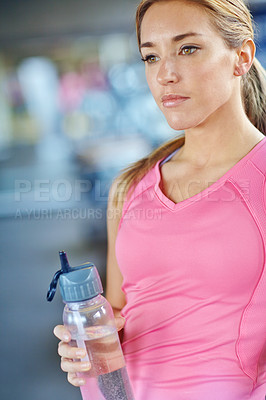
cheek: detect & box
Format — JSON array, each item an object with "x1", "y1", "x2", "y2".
[
  {"x1": 191, "y1": 65, "x2": 234, "y2": 106},
  {"x1": 195, "y1": 53, "x2": 235, "y2": 89},
  {"x1": 146, "y1": 70, "x2": 158, "y2": 98}
]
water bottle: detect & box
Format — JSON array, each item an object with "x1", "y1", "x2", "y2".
[{"x1": 47, "y1": 251, "x2": 135, "y2": 400}]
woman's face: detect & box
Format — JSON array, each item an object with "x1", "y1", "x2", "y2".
[{"x1": 140, "y1": 1, "x2": 239, "y2": 131}]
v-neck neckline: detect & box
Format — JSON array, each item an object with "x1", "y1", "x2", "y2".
[{"x1": 154, "y1": 137, "x2": 266, "y2": 212}]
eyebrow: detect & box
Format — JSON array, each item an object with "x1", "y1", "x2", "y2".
[{"x1": 140, "y1": 32, "x2": 203, "y2": 49}]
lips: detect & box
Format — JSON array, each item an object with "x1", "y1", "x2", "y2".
[{"x1": 161, "y1": 94, "x2": 189, "y2": 107}]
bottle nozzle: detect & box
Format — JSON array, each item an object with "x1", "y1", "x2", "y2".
[
  {"x1": 46, "y1": 251, "x2": 71, "y2": 301},
  {"x1": 59, "y1": 251, "x2": 71, "y2": 272}
]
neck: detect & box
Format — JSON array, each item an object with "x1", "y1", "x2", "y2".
[{"x1": 179, "y1": 99, "x2": 264, "y2": 168}]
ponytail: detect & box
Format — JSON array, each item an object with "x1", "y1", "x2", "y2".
[{"x1": 242, "y1": 57, "x2": 266, "y2": 135}]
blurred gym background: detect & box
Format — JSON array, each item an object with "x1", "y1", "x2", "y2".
[{"x1": 0, "y1": 1, "x2": 265, "y2": 399}]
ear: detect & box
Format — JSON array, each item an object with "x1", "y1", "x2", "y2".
[{"x1": 234, "y1": 39, "x2": 256, "y2": 77}]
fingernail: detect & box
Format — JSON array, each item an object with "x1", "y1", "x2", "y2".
[
  {"x1": 76, "y1": 350, "x2": 86, "y2": 358},
  {"x1": 81, "y1": 362, "x2": 91, "y2": 371},
  {"x1": 78, "y1": 379, "x2": 86, "y2": 386},
  {"x1": 63, "y1": 334, "x2": 70, "y2": 341}
]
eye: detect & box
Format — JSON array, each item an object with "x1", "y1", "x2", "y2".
[
  {"x1": 179, "y1": 46, "x2": 199, "y2": 55},
  {"x1": 141, "y1": 55, "x2": 160, "y2": 64}
]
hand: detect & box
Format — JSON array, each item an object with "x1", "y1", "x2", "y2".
[{"x1": 53, "y1": 316, "x2": 126, "y2": 387}]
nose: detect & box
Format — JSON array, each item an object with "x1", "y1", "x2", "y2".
[{"x1": 157, "y1": 58, "x2": 180, "y2": 85}]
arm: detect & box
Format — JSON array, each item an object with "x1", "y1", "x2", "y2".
[
  {"x1": 54, "y1": 178, "x2": 126, "y2": 387},
  {"x1": 105, "y1": 178, "x2": 127, "y2": 317}
]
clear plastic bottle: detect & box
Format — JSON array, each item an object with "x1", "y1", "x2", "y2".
[{"x1": 47, "y1": 251, "x2": 134, "y2": 400}]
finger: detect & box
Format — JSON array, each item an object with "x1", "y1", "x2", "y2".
[
  {"x1": 61, "y1": 357, "x2": 91, "y2": 374},
  {"x1": 58, "y1": 341, "x2": 87, "y2": 359},
  {"x1": 115, "y1": 316, "x2": 126, "y2": 332},
  {"x1": 67, "y1": 372, "x2": 86, "y2": 387},
  {"x1": 53, "y1": 325, "x2": 71, "y2": 342}
]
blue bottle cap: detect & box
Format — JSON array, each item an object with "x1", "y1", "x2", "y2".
[{"x1": 47, "y1": 251, "x2": 103, "y2": 302}]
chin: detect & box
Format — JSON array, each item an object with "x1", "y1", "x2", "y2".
[
  {"x1": 165, "y1": 116, "x2": 197, "y2": 131},
  {"x1": 163, "y1": 109, "x2": 209, "y2": 131}
]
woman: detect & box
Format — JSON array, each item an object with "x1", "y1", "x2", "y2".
[{"x1": 54, "y1": 0, "x2": 266, "y2": 399}]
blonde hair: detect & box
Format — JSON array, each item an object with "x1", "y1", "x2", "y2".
[{"x1": 112, "y1": 0, "x2": 266, "y2": 207}]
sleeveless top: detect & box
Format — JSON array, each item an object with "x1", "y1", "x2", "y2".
[{"x1": 115, "y1": 137, "x2": 266, "y2": 400}]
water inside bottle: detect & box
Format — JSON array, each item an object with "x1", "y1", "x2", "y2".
[{"x1": 71, "y1": 326, "x2": 134, "y2": 400}]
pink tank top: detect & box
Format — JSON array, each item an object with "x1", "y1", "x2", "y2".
[{"x1": 115, "y1": 138, "x2": 266, "y2": 400}]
